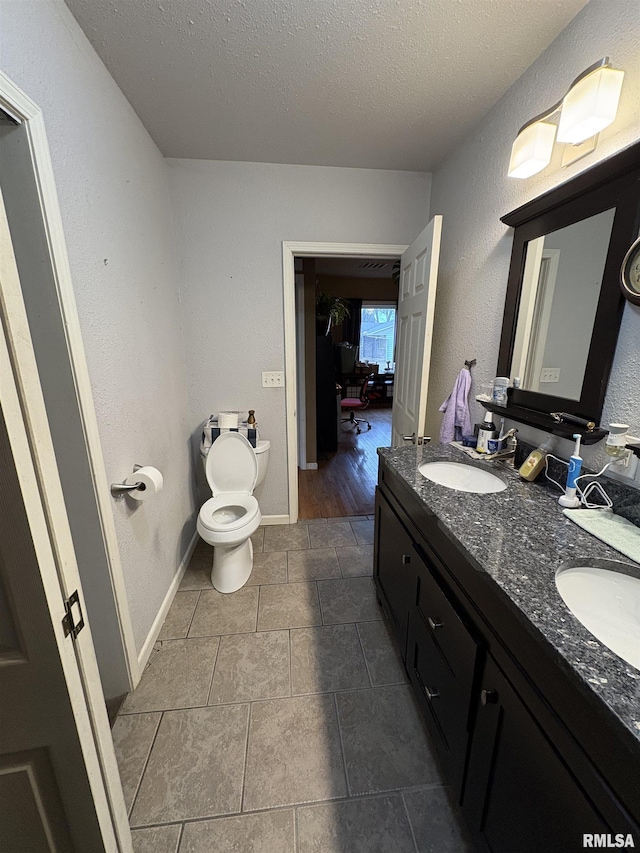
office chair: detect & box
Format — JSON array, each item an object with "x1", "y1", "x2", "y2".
[{"x1": 340, "y1": 373, "x2": 375, "y2": 434}]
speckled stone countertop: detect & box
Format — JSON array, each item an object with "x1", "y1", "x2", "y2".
[{"x1": 378, "y1": 443, "x2": 640, "y2": 746}]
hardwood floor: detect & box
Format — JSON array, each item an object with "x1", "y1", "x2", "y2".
[{"x1": 298, "y1": 408, "x2": 391, "y2": 519}]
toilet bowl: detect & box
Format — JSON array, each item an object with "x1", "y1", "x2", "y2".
[{"x1": 197, "y1": 431, "x2": 262, "y2": 593}]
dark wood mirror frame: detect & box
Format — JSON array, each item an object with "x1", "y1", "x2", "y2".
[{"x1": 497, "y1": 140, "x2": 640, "y2": 425}]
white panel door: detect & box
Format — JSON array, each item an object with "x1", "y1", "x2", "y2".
[
  {"x1": 0, "y1": 186, "x2": 131, "y2": 851},
  {"x1": 392, "y1": 216, "x2": 442, "y2": 447}
]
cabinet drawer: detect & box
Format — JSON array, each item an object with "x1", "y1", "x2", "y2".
[
  {"x1": 414, "y1": 547, "x2": 477, "y2": 685},
  {"x1": 408, "y1": 608, "x2": 471, "y2": 755}
]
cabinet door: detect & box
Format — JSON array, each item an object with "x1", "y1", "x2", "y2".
[
  {"x1": 464, "y1": 656, "x2": 609, "y2": 853},
  {"x1": 373, "y1": 489, "x2": 416, "y2": 658}
]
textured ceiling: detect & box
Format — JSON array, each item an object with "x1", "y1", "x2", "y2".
[{"x1": 65, "y1": 0, "x2": 589, "y2": 170}]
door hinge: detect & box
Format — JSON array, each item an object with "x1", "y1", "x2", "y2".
[{"x1": 62, "y1": 590, "x2": 85, "y2": 640}]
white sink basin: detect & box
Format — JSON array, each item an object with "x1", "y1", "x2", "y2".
[
  {"x1": 418, "y1": 461, "x2": 507, "y2": 494},
  {"x1": 555, "y1": 561, "x2": 640, "y2": 671}
]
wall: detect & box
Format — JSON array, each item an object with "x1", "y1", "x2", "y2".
[
  {"x1": 0, "y1": 0, "x2": 195, "y2": 655},
  {"x1": 317, "y1": 275, "x2": 398, "y2": 303},
  {"x1": 167, "y1": 159, "x2": 430, "y2": 516},
  {"x1": 427, "y1": 0, "x2": 640, "y2": 475}
]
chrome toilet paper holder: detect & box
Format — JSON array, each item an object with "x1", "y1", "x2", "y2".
[{"x1": 111, "y1": 464, "x2": 146, "y2": 496}]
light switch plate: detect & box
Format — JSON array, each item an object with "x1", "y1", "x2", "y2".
[
  {"x1": 262, "y1": 371, "x2": 285, "y2": 388},
  {"x1": 540, "y1": 367, "x2": 561, "y2": 383}
]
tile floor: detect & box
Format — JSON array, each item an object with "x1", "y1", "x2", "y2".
[{"x1": 113, "y1": 518, "x2": 473, "y2": 853}]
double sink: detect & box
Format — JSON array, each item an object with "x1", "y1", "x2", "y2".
[{"x1": 418, "y1": 459, "x2": 640, "y2": 672}]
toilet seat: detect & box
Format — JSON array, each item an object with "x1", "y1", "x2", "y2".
[
  {"x1": 198, "y1": 493, "x2": 259, "y2": 533},
  {"x1": 205, "y1": 430, "x2": 258, "y2": 496}
]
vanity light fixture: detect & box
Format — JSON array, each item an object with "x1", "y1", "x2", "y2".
[{"x1": 508, "y1": 58, "x2": 624, "y2": 179}]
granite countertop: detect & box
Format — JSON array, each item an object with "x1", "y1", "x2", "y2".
[{"x1": 378, "y1": 442, "x2": 640, "y2": 746}]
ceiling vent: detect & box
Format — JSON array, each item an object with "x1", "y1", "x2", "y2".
[{"x1": 358, "y1": 261, "x2": 388, "y2": 270}]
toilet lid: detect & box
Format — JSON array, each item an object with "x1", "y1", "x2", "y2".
[{"x1": 205, "y1": 431, "x2": 258, "y2": 496}]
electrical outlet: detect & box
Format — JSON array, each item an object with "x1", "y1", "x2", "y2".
[
  {"x1": 262, "y1": 371, "x2": 285, "y2": 388},
  {"x1": 540, "y1": 367, "x2": 561, "y2": 383}
]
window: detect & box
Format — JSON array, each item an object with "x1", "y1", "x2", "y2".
[{"x1": 359, "y1": 303, "x2": 397, "y2": 367}]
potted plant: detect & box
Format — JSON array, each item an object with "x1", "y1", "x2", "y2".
[{"x1": 316, "y1": 291, "x2": 351, "y2": 336}]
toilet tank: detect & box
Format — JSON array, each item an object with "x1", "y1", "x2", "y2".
[{"x1": 254, "y1": 439, "x2": 270, "y2": 488}]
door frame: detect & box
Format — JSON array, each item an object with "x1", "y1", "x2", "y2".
[
  {"x1": 282, "y1": 242, "x2": 408, "y2": 523},
  {"x1": 0, "y1": 72, "x2": 140, "y2": 689}
]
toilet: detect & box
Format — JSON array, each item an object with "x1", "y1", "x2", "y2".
[{"x1": 197, "y1": 431, "x2": 270, "y2": 593}]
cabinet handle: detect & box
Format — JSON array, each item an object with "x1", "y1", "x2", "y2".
[
  {"x1": 481, "y1": 689, "x2": 498, "y2": 706},
  {"x1": 427, "y1": 616, "x2": 442, "y2": 630},
  {"x1": 402, "y1": 554, "x2": 411, "y2": 565},
  {"x1": 425, "y1": 687, "x2": 439, "y2": 701}
]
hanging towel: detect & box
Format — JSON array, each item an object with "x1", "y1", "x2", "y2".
[{"x1": 439, "y1": 368, "x2": 472, "y2": 444}]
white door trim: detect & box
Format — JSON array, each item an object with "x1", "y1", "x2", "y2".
[
  {"x1": 282, "y1": 242, "x2": 408, "y2": 524},
  {"x1": 0, "y1": 70, "x2": 139, "y2": 688}
]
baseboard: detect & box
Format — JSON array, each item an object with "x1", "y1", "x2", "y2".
[
  {"x1": 300, "y1": 462, "x2": 318, "y2": 470},
  {"x1": 136, "y1": 528, "x2": 199, "y2": 675},
  {"x1": 260, "y1": 514, "x2": 290, "y2": 526}
]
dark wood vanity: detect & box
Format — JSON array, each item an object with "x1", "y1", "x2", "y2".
[{"x1": 374, "y1": 455, "x2": 640, "y2": 852}]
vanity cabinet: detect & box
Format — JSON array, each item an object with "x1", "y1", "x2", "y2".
[
  {"x1": 373, "y1": 488, "x2": 415, "y2": 658},
  {"x1": 374, "y1": 460, "x2": 640, "y2": 852},
  {"x1": 464, "y1": 655, "x2": 609, "y2": 852}
]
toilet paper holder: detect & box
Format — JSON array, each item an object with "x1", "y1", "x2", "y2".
[{"x1": 111, "y1": 463, "x2": 146, "y2": 496}]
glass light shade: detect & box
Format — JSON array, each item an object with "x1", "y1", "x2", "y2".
[
  {"x1": 508, "y1": 121, "x2": 556, "y2": 179},
  {"x1": 557, "y1": 67, "x2": 624, "y2": 144}
]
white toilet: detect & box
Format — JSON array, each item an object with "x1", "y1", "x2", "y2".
[{"x1": 197, "y1": 432, "x2": 270, "y2": 593}]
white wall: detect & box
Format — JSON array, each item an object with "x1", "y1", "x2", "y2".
[
  {"x1": 0, "y1": 0, "x2": 196, "y2": 654},
  {"x1": 167, "y1": 159, "x2": 431, "y2": 516},
  {"x1": 427, "y1": 0, "x2": 640, "y2": 474}
]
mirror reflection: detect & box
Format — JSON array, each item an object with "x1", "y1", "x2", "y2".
[{"x1": 511, "y1": 207, "x2": 616, "y2": 401}]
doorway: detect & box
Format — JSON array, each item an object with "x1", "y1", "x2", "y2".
[
  {"x1": 282, "y1": 242, "x2": 408, "y2": 524},
  {"x1": 297, "y1": 256, "x2": 399, "y2": 518},
  {"x1": 0, "y1": 81, "x2": 139, "y2": 699}
]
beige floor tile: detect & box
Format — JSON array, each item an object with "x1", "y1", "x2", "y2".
[
  {"x1": 251, "y1": 528, "x2": 265, "y2": 554},
  {"x1": 350, "y1": 519, "x2": 374, "y2": 545},
  {"x1": 327, "y1": 515, "x2": 368, "y2": 523},
  {"x1": 180, "y1": 809, "x2": 295, "y2": 853},
  {"x1": 287, "y1": 548, "x2": 341, "y2": 582},
  {"x1": 111, "y1": 712, "x2": 161, "y2": 814},
  {"x1": 290, "y1": 624, "x2": 370, "y2": 694},
  {"x1": 209, "y1": 630, "x2": 290, "y2": 704},
  {"x1": 336, "y1": 685, "x2": 442, "y2": 795},
  {"x1": 317, "y1": 577, "x2": 382, "y2": 624},
  {"x1": 309, "y1": 522, "x2": 356, "y2": 549},
  {"x1": 301, "y1": 517, "x2": 328, "y2": 524},
  {"x1": 297, "y1": 794, "x2": 416, "y2": 853},
  {"x1": 189, "y1": 586, "x2": 259, "y2": 636},
  {"x1": 131, "y1": 824, "x2": 181, "y2": 853},
  {"x1": 403, "y1": 787, "x2": 474, "y2": 853},
  {"x1": 158, "y1": 591, "x2": 200, "y2": 639},
  {"x1": 357, "y1": 620, "x2": 408, "y2": 686},
  {"x1": 130, "y1": 704, "x2": 249, "y2": 825},
  {"x1": 336, "y1": 545, "x2": 373, "y2": 578},
  {"x1": 246, "y1": 551, "x2": 287, "y2": 586},
  {"x1": 193, "y1": 539, "x2": 213, "y2": 557},
  {"x1": 179, "y1": 555, "x2": 213, "y2": 590},
  {"x1": 263, "y1": 524, "x2": 310, "y2": 552},
  {"x1": 121, "y1": 638, "x2": 220, "y2": 713},
  {"x1": 243, "y1": 695, "x2": 347, "y2": 810},
  {"x1": 257, "y1": 582, "x2": 322, "y2": 631}
]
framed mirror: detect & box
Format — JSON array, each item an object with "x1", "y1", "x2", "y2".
[{"x1": 498, "y1": 140, "x2": 640, "y2": 423}]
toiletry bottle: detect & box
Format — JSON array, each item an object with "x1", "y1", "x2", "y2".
[
  {"x1": 518, "y1": 436, "x2": 555, "y2": 482},
  {"x1": 247, "y1": 410, "x2": 256, "y2": 427},
  {"x1": 476, "y1": 411, "x2": 497, "y2": 454}
]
